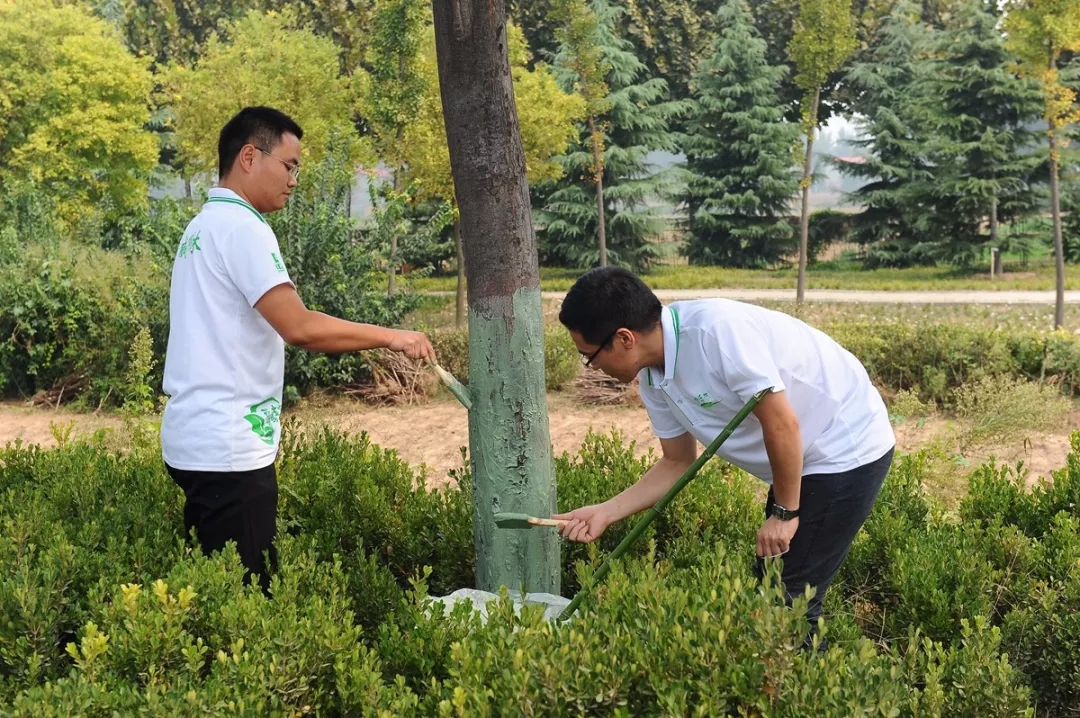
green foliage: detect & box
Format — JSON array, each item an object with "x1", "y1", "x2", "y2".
[
  {"x1": 837, "y1": 3, "x2": 936, "y2": 267},
  {"x1": 910, "y1": 0, "x2": 1044, "y2": 266},
  {"x1": 805, "y1": 209, "x2": 854, "y2": 262},
  {"x1": 121, "y1": 327, "x2": 159, "y2": 417},
  {"x1": 824, "y1": 320, "x2": 1080, "y2": 404},
  {"x1": 12, "y1": 420, "x2": 1080, "y2": 712},
  {"x1": 0, "y1": 0, "x2": 158, "y2": 227},
  {"x1": 163, "y1": 8, "x2": 359, "y2": 179},
  {"x1": 788, "y1": 0, "x2": 856, "y2": 115},
  {"x1": 0, "y1": 238, "x2": 170, "y2": 407},
  {"x1": 1003, "y1": 0, "x2": 1080, "y2": 143},
  {"x1": 356, "y1": 0, "x2": 428, "y2": 179},
  {"x1": 680, "y1": 0, "x2": 800, "y2": 268},
  {"x1": 428, "y1": 324, "x2": 581, "y2": 392},
  {"x1": 267, "y1": 142, "x2": 427, "y2": 396},
  {"x1": 109, "y1": 0, "x2": 255, "y2": 68},
  {"x1": 538, "y1": 0, "x2": 689, "y2": 270}
]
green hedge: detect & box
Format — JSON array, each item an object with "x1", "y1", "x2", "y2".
[
  {"x1": 824, "y1": 321, "x2": 1080, "y2": 403},
  {"x1": 3, "y1": 424, "x2": 1080, "y2": 714}
]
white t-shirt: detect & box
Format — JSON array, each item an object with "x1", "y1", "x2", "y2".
[
  {"x1": 638, "y1": 300, "x2": 894, "y2": 483},
  {"x1": 160, "y1": 188, "x2": 293, "y2": 471}
]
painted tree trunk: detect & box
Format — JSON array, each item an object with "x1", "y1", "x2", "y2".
[
  {"x1": 588, "y1": 117, "x2": 607, "y2": 267},
  {"x1": 432, "y1": 0, "x2": 559, "y2": 594},
  {"x1": 796, "y1": 88, "x2": 820, "y2": 306}
]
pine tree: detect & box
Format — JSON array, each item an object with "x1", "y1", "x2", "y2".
[
  {"x1": 679, "y1": 0, "x2": 799, "y2": 267},
  {"x1": 912, "y1": 0, "x2": 1044, "y2": 266},
  {"x1": 537, "y1": 0, "x2": 689, "y2": 270},
  {"x1": 836, "y1": 2, "x2": 936, "y2": 267}
]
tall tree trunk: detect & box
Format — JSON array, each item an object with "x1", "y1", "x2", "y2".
[
  {"x1": 588, "y1": 117, "x2": 607, "y2": 267},
  {"x1": 1050, "y1": 121, "x2": 1065, "y2": 329},
  {"x1": 796, "y1": 88, "x2": 820, "y2": 305},
  {"x1": 989, "y1": 194, "x2": 999, "y2": 277},
  {"x1": 432, "y1": 0, "x2": 559, "y2": 594},
  {"x1": 455, "y1": 217, "x2": 466, "y2": 328},
  {"x1": 388, "y1": 125, "x2": 406, "y2": 296}
]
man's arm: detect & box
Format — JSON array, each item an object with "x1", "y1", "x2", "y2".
[
  {"x1": 753, "y1": 389, "x2": 803, "y2": 557},
  {"x1": 255, "y1": 283, "x2": 434, "y2": 359},
  {"x1": 555, "y1": 432, "x2": 698, "y2": 543}
]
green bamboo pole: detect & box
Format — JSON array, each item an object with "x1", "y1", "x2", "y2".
[{"x1": 558, "y1": 388, "x2": 770, "y2": 621}]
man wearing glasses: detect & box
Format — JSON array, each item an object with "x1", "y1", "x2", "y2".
[
  {"x1": 161, "y1": 106, "x2": 436, "y2": 593},
  {"x1": 553, "y1": 267, "x2": 894, "y2": 646}
]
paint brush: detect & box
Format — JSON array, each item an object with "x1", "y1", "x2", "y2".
[
  {"x1": 431, "y1": 362, "x2": 473, "y2": 410},
  {"x1": 493, "y1": 512, "x2": 568, "y2": 529}
]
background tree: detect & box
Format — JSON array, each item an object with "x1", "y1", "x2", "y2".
[
  {"x1": 356, "y1": 0, "x2": 428, "y2": 295},
  {"x1": 164, "y1": 9, "x2": 358, "y2": 180},
  {"x1": 431, "y1": 0, "x2": 560, "y2": 595},
  {"x1": 110, "y1": 0, "x2": 254, "y2": 69},
  {"x1": 548, "y1": 0, "x2": 613, "y2": 266},
  {"x1": 680, "y1": 0, "x2": 800, "y2": 267},
  {"x1": 834, "y1": 3, "x2": 935, "y2": 267},
  {"x1": 788, "y1": 0, "x2": 857, "y2": 303},
  {"x1": 912, "y1": 0, "x2": 1043, "y2": 266},
  {"x1": 0, "y1": 0, "x2": 158, "y2": 227},
  {"x1": 399, "y1": 23, "x2": 584, "y2": 326},
  {"x1": 1004, "y1": 0, "x2": 1080, "y2": 329},
  {"x1": 539, "y1": 0, "x2": 688, "y2": 270}
]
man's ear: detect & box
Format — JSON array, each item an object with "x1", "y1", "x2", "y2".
[{"x1": 615, "y1": 327, "x2": 636, "y2": 348}]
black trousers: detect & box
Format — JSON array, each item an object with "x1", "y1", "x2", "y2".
[
  {"x1": 166, "y1": 462, "x2": 278, "y2": 594},
  {"x1": 755, "y1": 447, "x2": 894, "y2": 625}
]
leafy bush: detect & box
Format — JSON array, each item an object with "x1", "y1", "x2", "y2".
[
  {"x1": 0, "y1": 239, "x2": 170, "y2": 406},
  {"x1": 6, "y1": 422, "x2": 1080, "y2": 714},
  {"x1": 825, "y1": 321, "x2": 1080, "y2": 403}
]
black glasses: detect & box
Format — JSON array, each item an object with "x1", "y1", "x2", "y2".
[
  {"x1": 581, "y1": 330, "x2": 617, "y2": 368},
  {"x1": 255, "y1": 147, "x2": 300, "y2": 181}
]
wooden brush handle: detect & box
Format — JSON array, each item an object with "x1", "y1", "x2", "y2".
[{"x1": 529, "y1": 517, "x2": 568, "y2": 527}]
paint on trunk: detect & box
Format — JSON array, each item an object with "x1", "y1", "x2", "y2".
[{"x1": 468, "y1": 285, "x2": 558, "y2": 594}]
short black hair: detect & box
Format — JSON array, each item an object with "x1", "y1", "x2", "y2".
[
  {"x1": 218, "y1": 106, "x2": 304, "y2": 178},
  {"x1": 559, "y1": 267, "x2": 662, "y2": 345}
]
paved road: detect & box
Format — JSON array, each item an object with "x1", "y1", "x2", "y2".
[{"x1": 531, "y1": 288, "x2": 1080, "y2": 304}]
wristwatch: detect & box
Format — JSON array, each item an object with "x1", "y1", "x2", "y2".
[{"x1": 771, "y1": 503, "x2": 800, "y2": 521}]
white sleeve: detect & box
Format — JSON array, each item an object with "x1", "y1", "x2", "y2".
[
  {"x1": 219, "y1": 223, "x2": 294, "y2": 307},
  {"x1": 710, "y1": 317, "x2": 785, "y2": 403},
  {"x1": 638, "y1": 373, "x2": 689, "y2": 439}
]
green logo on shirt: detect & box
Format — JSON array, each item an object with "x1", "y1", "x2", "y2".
[
  {"x1": 271, "y1": 252, "x2": 285, "y2": 272},
  {"x1": 695, "y1": 392, "x2": 719, "y2": 408},
  {"x1": 177, "y1": 231, "x2": 202, "y2": 258},
  {"x1": 243, "y1": 397, "x2": 281, "y2": 444}
]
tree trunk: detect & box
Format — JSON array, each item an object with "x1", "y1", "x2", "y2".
[
  {"x1": 587, "y1": 117, "x2": 607, "y2": 268},
  {"x1": 388, "y1": 128, "x2": 406, "y2": 297},
  {"x1": 989, "y1": 194, "x2": 999, "y2": 278},
  {"x1": 1050, "y1": 122, "x2": 1065, "y2": 330},
  {"x1": 796, "y1": 87, "x2": 820, "y2": 305},
  {"x1": 432, "y1": 0, "x2": 559, "y2": 594},
  {"x1": 455, "y1": 217, "x2": 466, "y2": 328}
]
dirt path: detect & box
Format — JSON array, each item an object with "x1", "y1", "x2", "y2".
[{"x1": 2, "y1": 396, "x2": 1075, "y2": 489}]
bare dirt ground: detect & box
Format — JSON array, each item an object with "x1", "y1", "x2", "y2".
[{"x1": 2, "y1": 395, "x2": 1075, "y2": 491}]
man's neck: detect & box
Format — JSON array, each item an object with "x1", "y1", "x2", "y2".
[
  {"x1": 639, "y1": 325, "x2": 666, "y2": 374},
  {"x1": 217, "y1": 178, "x2": 258, "y2": 210}
]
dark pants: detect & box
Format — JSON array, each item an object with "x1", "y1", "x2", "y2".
[
  {"x1": 166, "y1": 462, "x2": 278, "y2": 594},
  {"x1": 755, "y1": 447, "x2": 894, "y2": 627}
]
